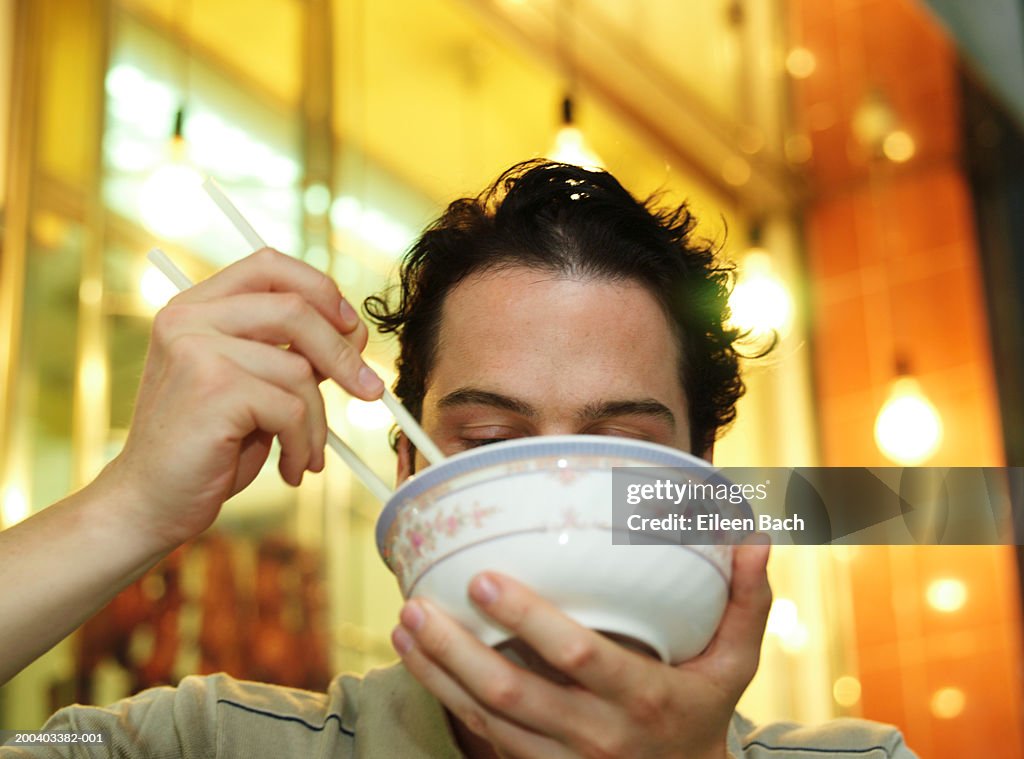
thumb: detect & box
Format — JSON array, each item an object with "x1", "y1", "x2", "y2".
[{"x1": 691, "y1": 535, "x2": 772, "y2": 680}]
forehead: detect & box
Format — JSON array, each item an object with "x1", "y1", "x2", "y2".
[{"x1": 425, "y1": 265, "x2": 687, "y2": 418}]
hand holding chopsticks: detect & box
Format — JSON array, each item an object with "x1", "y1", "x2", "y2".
[
  {"x1": 146, "y1": 177, "x2": 445, "y2": 503},
  {"x1": 200, "y1": 178, "x2": 445, "y2": 468},
  {"x1": 147, "y1": 248, "x2": 394, "y2": 503}
]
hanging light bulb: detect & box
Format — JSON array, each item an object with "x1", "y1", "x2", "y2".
[
  {"x1": 138, "y1": 106, "x2": 210, "y2": 240},
  {"x1": 548, "y1": 95, "x2": 603, "y2": 170},
  {"x1": 728, "y1": 247, "x2": 794, "y2": 341},
  {"x1": 874, "y1": 368, "x2": 943, "y2": 465}
]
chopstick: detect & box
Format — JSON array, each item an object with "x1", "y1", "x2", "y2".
[
  {"x1": 147, "y1": 247, "x2": 394, "y2": 504},
  {"x1": 201, "y1": 177, "x2": 447, "y2": 466}
]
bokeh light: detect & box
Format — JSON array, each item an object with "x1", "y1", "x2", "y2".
[
  {"x1": 930, "y1": 687, "x2": 966, "y2": 719},
  {"x1": 874, "y1": 376, "x2": 943, "y2": 465},
  {"x1": 345, "y1": 398, "x2": 393, "y2": 430},
  {"x1": 548, "y1": 125, "x2": 604, "y2": 171},
  {"x1": 926, "y1": 578, "x2": 968, "y2": 613},
  {"x1": 833, "y1": 676, "x2": 862, "y2": 708},
  {"x1": 785, "y1": 47, "x2": 817, "y2": 79},
  {"x1": 728, "y1": 250, "x2": 794, "y2": 340},
  {"x1": 139, "y1": 265, "x2": 179, "y2": 309},
  {"x1": 766, "y1": 597, "x2": 810, "y2": 653},
  {"x1": 138, "y1": 162, "x2": 211, "y2": 240},
  {"x1": 883, "y1": 130, "x2": 916, "y2": 162}
]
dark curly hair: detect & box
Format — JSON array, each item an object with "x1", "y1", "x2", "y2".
[{"x1": 365, "y1": 160, "x2": 746, "y2": 454}]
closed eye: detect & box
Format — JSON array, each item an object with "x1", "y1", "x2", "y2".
[
  {"x1": 457, "y1": 424, "x2": 524, "y2": 450},
  {"x1": 462, "y1": 437, "x2": 509, "y2": 448}
]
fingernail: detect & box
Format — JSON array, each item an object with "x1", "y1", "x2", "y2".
[
  {"x1": 358, "y1": 365, "x2": 384, "y2": 394},
  {"x1": 400, "y1": 601, "x2": 425, "y2": 632},
  {"x1": 469, "y1": 574, "x2": 500, "y2": 606},
  {"x1": 392, "y1": 626, "x2": 414, "y2": 655},
  {"x1": 339, "y1": 298, "x2": 358, "y2": 328}
]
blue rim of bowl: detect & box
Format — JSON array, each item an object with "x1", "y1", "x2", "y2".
[{"x1": 375, "y1": 435, "x2": 714, "y2": 555}]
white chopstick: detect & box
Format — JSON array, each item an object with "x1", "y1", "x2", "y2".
[
  {"x1": 201, "y1": 178, "x2": 447, "y2": 466},
  {"x1": 147, "y1": 247, "x2": 393, "y2": 504}
]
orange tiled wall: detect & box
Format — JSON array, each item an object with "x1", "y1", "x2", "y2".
[
  {"x1": 789, "y1": 0, "x2": 1023, "y2": 754},
  {"x1": 807, "y1": 164, "x2": 1003, "y2": 467}
]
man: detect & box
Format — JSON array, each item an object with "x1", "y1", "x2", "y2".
[{"x1": 0, "y1": 161, "x2": 915, "y2": 757}]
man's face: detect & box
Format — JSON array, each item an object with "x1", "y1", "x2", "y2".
[{"x1": 400, "y1": 265, "x2": 695, "y2": 477}]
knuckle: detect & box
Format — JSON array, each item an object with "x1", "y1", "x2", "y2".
[
  {"x1": 458, "y1": 707, "x2": 490, "y2": 738},
  {"x1": 331, "y1": 335, "x2": 357, "y2": 369},
  {"x1": 172, "y1": 342, "x2": 232, "y2": 393},
  {"x1": 315, "y1": 272, "x2": 341, "y2": 302},
  {"x1": 482, "y1": 673, "x2": 523, "y2": 711},
  {"x1": 625, "y1": 682, "x2": 671, "y2": 724},
  {"x1": 277, "y1": 291, "x2": 309, "y2": 320},
  {"x1": 554, "y1": 637, "x2": 598, "y2": 673},
  {"x1": 152, "y1": 303, "x2": 189, "y2": 344},
  {"x1": 286, "y1": 353, "x2": 316, "y2": 384},
  {"x1": 424, "y1": 625, "x2": 453, "y2": 660},
  {"x1": 166, "y1": 333, "x2": 207, "y2": 367},
  {"x1": 252, "y1": 247, "x2": 282, "y2": 267},
  {"x1": 283, "y1": 394, "x2": 307, "y2": 425},
  {"x1": 349, "y1": 322, "x2": 369, "y2": 352}
]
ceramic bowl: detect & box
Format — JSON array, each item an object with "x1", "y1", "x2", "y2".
[{"x1": 376, "y1": 435, "x2": 746, "y2": 663}]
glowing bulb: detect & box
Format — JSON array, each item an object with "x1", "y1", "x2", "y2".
[
  {"x1": 345, "y1": 398, "x2": 392, "y2": 430},
  {"x1": 140, "y1": 265, "x2": 179, "y2": 309},
  {"x1": 106, "y1": 136, "x2": 161, "y2": 173},
  {"x1": 304, "y1": 245, "x2": 330, "y2": 272},
  {"x1": 926, "y1": 578, "x2": 967, "y2": 612},
  {"x1": 852, "y1": 94, "x2": 896, "y2": 149},
  {"x1": 766, "y1": 597, "x2": 798, "y2": 635},
  {"x1": 780, "y1": 622, "x2": 809, "y2": 652},
  {"x1": 833, "y1": 676, "x2": 862, "y2": 707},
  {"x1": 105, "y1": 63, "x2": 146, "y2": 100},
  {"x1": 139, "y1": 162, "x2": 210, "y2": 239},
  {"x1": 874, "y1": 376, "x2": 942, "y2": 465},
  {"x1": 784, "y1": 134, "x2": 813, "y2": 164},
  {"x1": 331, "y1": 196, "x2": 361, "y2": 229},
  {"x1": 728, "y1": 251, "x2": 794, "y2": 339},
  {"x1": 721, "y1": 157, "x2": 751, "y2": 187},
  {"x1": 765, "y1": 597, "x2": 808, "y2": 652},
  {"x1": 786, "y1": 47, "x2": 817, "y2": 79},
  {"x1": 883, "y1": 130, "x2": 916, "y2": 163},
  {"x1": 1, "y1": 485, "x2": 29, "y2": 527},
  {"x1": 548, "y1": 125, "x2": 603, "y2": 170},
  {"x1": 360, "y1": 209, "x2": 413, "y2": 254},
  {"x1": 930, "y1": 687, "x2": 965, "y2": 719},
  {"x1": 304, "y1": 184, "x2": 331, "y2": 216}
]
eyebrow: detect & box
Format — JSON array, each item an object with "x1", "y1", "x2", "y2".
[
  {"x1": 435, "y1": 387, "x2": 676, "y2": 431},
  {"x1": 577, "y1": 399, "x2": 676, "y2": 430},
  {"x1": 436, "y1": 388, "x2": 537, "y2": 417}
]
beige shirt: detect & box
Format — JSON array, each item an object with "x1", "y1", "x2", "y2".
[{"x1": 2, "y1": 664, "x2": 917, "y2": 758}]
